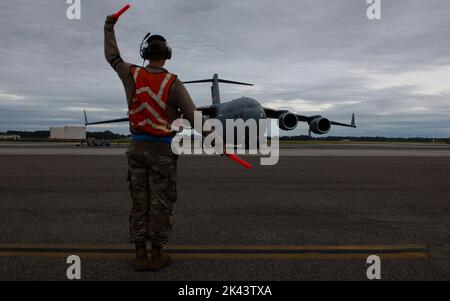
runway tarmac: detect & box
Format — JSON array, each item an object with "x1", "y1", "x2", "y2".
[
  {"x1": 0, "y1": 142, "x2": 448, "y2": 280},
  {"x1": 0, "y1": 142, "x2": 450, "y2": 156}
]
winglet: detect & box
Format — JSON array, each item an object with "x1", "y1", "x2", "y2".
[
  {"x1": 351, "y1": 113, "x2": 356, "y2": 128},
  {"x1": 83, "y1": 109, "x2": 88, "y2": 126}
]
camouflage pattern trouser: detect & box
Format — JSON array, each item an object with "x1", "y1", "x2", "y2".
[{"x1": 126, "y1": 141, "x2": 178, "y2": 245}]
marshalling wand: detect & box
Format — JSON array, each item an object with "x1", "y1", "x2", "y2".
[{"x1": 112, "y1": 4, "x2": 130, "y2": 19}]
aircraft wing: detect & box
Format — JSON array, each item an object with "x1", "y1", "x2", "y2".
[
  {"x1": 263, "y1": 108, "x2": 356, "y2": 128},
  {"x1": 85, "y1": 117, "x2": 129, "y2": 126},
  {"x1": 83, "y1": 110, "x2": 129, "y2": 126},
  {"x1": 82, "y1": 108, "x2": 356, "y2": 129},
  {"x1": 83, "y1": 106, "x2": 213, "y2": 129},
  {"x1": 329, "y1": 119, "x2": 356, "y2": 128}
]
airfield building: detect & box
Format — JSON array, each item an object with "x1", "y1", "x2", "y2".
[
  {"x1": 49, "y1": 126, "x2": 86, "y2": 140},
  {"x1": 0, "y1": 134, "x2": 20, "y2": 141}
]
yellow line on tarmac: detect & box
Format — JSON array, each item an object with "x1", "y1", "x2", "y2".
[
  {"x1": 0, "y1": 243, "x2": 427, "y2": 250},
  {"x1": 0, "y1": 252, "x2": 428, "y2": 260},
  {"x1": 0, "y1": 243, "x2": 428, "y2": 260}
]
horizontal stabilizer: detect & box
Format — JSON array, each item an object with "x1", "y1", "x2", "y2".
[
  {"x1": 182, "y1": 79, "x2": 214, "y2": 84},
  {"x1": 183, "y1": 78, "x2": 253, "y2": 86},
  {"x1": 217, "y1": 79, "x2": 253, "y2": 86},
  {"x1": 183, "y1": 74, "x2": 253, "y2": 105}
]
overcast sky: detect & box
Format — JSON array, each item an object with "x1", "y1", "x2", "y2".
[{"x1": 0, "y1": 0, "x2": 449, "y2": 137}]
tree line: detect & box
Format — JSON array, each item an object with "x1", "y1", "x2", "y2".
[
  {"x1": 1, "y1": 131, "x2": 449, "y2": 143},
  {"x1": 0, "y1": 130, "x2": 127, "y2": 140}
]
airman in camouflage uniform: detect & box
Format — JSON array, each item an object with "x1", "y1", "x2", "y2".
[
  {"x1": 127, "y1": 141, "x2": 178, "y2": 245},
  {"x1": 105, "y1": 15, "x2": 198, "y2": 271}
]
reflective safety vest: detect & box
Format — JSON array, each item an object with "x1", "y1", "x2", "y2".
[{"x1": 128, "y1": 66, "x2": 177, "y2": 136}]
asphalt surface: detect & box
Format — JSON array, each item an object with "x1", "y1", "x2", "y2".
[{"x1": 0, "y1": 143, "x2": 449, "y2": 280}]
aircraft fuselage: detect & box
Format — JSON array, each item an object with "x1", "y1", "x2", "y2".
[
  {"x1": 206, "y1": 97, "x2": 266, "y2": 123},
  {"x1": 202, "y1": 97, "x2": 267, "y2": 146}
]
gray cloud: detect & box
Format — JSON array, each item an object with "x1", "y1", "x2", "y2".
[{"x1": 0, "y1": 0, "x2": 450, "y2": 137}]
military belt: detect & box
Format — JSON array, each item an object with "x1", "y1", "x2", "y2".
[{"x1": 131, "y1": 134, "x2": 173, "y2": 144}]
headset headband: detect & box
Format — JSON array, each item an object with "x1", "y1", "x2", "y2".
[{"x1": 139, "y1": 33, "x2": 172, "y2": 61}]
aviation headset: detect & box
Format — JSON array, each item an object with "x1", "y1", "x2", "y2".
[{"x1": 139, "y1": 33, "x2": 172, "y2": 61}]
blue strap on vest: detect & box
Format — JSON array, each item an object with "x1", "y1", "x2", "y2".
[{"x1": 131, "y1": 134, "x2": 173, "y2": 144}]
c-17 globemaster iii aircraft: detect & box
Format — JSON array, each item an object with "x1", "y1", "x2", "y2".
[{"x1": 85, "y1": 73, "x2": 356, "y2": 144}]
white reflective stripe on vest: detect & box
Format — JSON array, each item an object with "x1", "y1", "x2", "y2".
[
  {"x1": 135, "y1": 87, "x2": 166, "y2": 109},
  {"x1": 128, "y1": 102, "x2": 169, "y2": 126},
  {"x1": 158, "y1": 73, "x2": 173, "y2": 100},
  {"x1": 133, "y1": 67, "x2": 141, "y2": 82},
  {"x1": 132, "y1": 118, "x2": 171, "y2": 133},
  {"x1": 134, "y1": 73, "x2": 173, "y2": 110}
]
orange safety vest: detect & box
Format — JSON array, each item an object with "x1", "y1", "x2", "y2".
[{"x1": 128, "y1": 66, "x2": 177, "y2": 136}]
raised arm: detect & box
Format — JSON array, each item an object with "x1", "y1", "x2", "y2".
[{"x1": 104, "y1": 15, "x2": 131, "y2": 78}]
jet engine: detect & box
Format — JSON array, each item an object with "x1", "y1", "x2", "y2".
[
  {"x1": 278, "y1": 112, "x2": 298, "y2": 131},
  {"x1": 309, "y1": 117, "x2": 331, "y2": 134}
]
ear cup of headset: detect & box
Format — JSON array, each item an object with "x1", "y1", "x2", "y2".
[
  {"x1": 139, "y1": 32, "x2": 151, "y2": 60},
  {"x1": 139, "y1": 47, "x2": 147, "y2": 60},
  {"x1": 166, "y1": 46, "x2": 172, "y2": 60}
]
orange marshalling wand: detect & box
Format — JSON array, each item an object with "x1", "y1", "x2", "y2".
[
  {"x1": 113, "y1": 4, "x2": 130, "y2": 19},
  {"x1": 225, "y1": 153, "x2": 253, "y2": 169}
]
